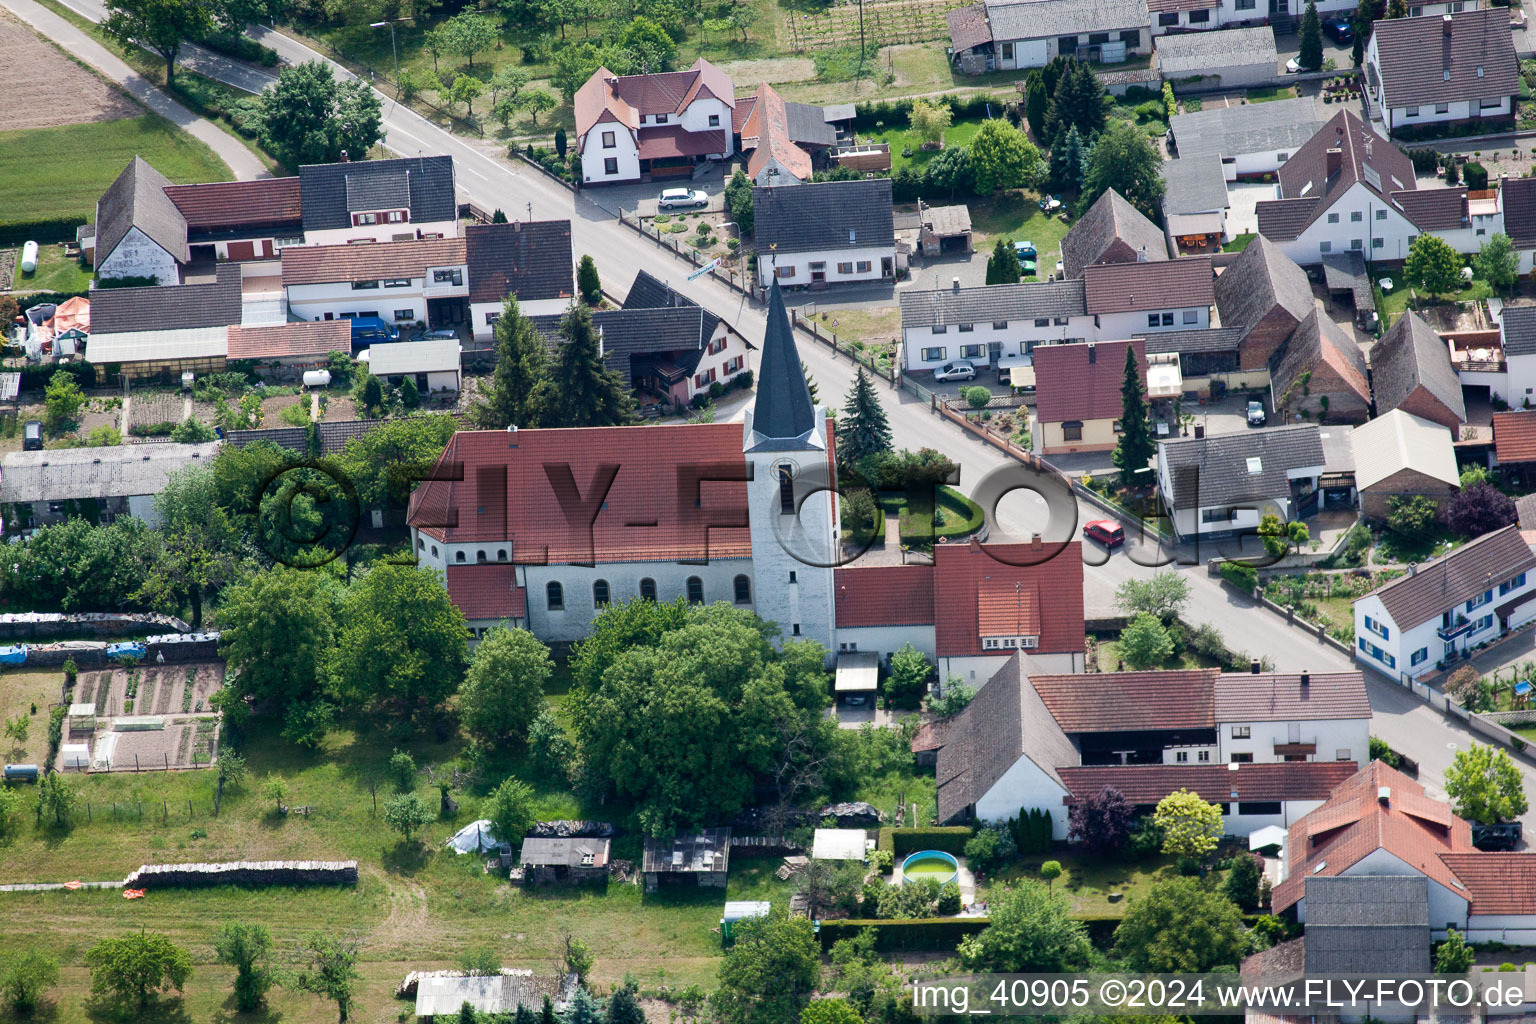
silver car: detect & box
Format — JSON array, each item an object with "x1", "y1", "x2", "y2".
[
  {"x1": 657, "y1": 187, "x2": 708, "y2": 210},
  {"x1": 934, "y1": 361, "x2": 977, "y2": 382}
]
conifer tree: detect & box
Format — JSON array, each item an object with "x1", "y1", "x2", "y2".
[
  {"x1": 985, "y1": 238, "x2": 1022, "y2": 284},
  {"x1": 471, "y1": 294, "x2": 552, "y2": 428},
  {"x1": 1299, "y1": 0, "x2": 1324, "y2": 71},
  {"x1": 551, "y1": 303, "x2": 635, "y2": 427},
  {"x1": 1112, "y1": 344, "x2": 1154, "y2": 488},
  {"x1": 837, "y1": 368, "x2": 893, "y2": 469}
]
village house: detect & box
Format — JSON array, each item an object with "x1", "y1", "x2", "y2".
[
  {"x1": 573, "y1": 59, "x2": 735, "y2": 185},
  {"x1": 1168, "y1": 97, "x2": 1329, "y2": 182},
  {"x1": 85, "y1": 265, "x2": 244, "y2": 379},
  {"x1": 1060, "y1": 189, "x2": 1169, "y2": 279},
  {"x1": 1213, "y1": 234, "x2": 1315, "y2": 382},
  {"x1": 1353, "y1": 524, "x2": 1536, "y2": 678},
  {"x1": 281, "y1": 237, "x2": 469, "y2": 330},
  {"x1": 1161, "y1": 154, "x2": 1230, "y2": 253},
  {"x1": 1459, "y1": 304, "x2": 1536, "y2": 410},
  {"x1": 466, "y1": 220, "x2": 575, "y2": 348},
  {"x1": 1268, "y1": 309, "x2": 1372, "y2": 422},
  {"x1": 1350, "y1": 409, "x2": 1460, "y2": 521},
  {"x1": 1032, "y1": 340, "x2": 1148, "y2": 455},
  {"x1": 920, "y1": 657, "x2": 1370, "y2": 839},
  {"x1": 753, "y1": 178, "x2": 897, "y2": 287},
  {"x1": 1502, "y1": 176, "x2": 1536, "y2": 273},
  {"x1": 1152, "y1": 25, "x2": 1277, "y2": 88},
  {"x1": 1366, "y1": 8, "x2": 1519, "y2": 138},
  {"x1": 1368, "y1": 310, "x2": 1467, "y2": 431},
  {"x1": 733, "y1": 81, "x2": 838, "y2": 186},
  {"x1": 899, "y1": 278, "x2": 1092, "y2": 375},
  {"x1": 1157, "y1": 424, "x2": 1327, "y2": 542},
  {"x1": 946, "y1": 0, "x2": 1150, "y2": 74}
]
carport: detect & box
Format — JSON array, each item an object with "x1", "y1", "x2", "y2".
[
  {"x1": 918, "y1": 203, "x2": 973, "y2": 255},
  {"x1": 835, "y1": 651, "x2": 879, "y2": 707}
]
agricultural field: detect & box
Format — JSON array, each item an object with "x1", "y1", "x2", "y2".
[
  {"x1": 0, "y1": 9, "x2": 139, "y2": 132},
  {"x1": 780, "y1": 0, "x2": 966, "y2": 54}
]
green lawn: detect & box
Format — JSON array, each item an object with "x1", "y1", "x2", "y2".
[
  {"x1": 0, "y1": 115, "x2": 231, "y2": 231},
  {"x1": 868, "y1": 118, "x2": 986, "y2": 173},
  {"x1": 1246, "y1": 86, "x2": 1299, "y2": 104},
  {"x1": 11, "y1": 243, "x2": 92, "y2": 292},
  {"x1": 1094, "y1": 637, "x2": 1224, "y2": 673},
  {"x1": 968, "y1": 193, "x2": 1073, "y2": 278},
  {"x1": 989, "y1": 852, "x2": 1182, "y2": 918},
  {"x1": 1373, "y1": 268, "x2": 1497, "y2": 326},
  {"x1": 1223, "y1": 233, "x2": 1257, "y2": 253}
]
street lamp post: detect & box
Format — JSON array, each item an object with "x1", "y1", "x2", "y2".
[{"x1": 369, "y1": 18, "x2": 411, "y2": 111}]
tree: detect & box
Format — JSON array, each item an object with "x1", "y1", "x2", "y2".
[
  {"x1": 1222, "y1": 853, "x2": 1262, "y2": 912},
  {"x1": 725, "y1": 170, "x2": 754, "y2": 234},
  {"x1": 554, "y1": 127, "x2": 568, "y2": 158},
  {"x1": 517, "y1": 88, "x2": 559, "y2": 126},
  {"x1": 577, "y1": 254, "x2": 602, "y2": 305},
  {"x1": 103, "y1": 0, "x2": 213, "y2": 86},
  {"x1": 442, "y1": 11, "x2": 495, "y2": 68},
  {"x1": 85, "y1": 932, "x2": 193, "y2": 1009},
  {"x1": 459, "y1": 946, "x2": 501, "y2": 977},
  {"x1": 926, "y1": 679, "x2": 974, "y2": 716},
  {"x1": 218, "y1": 750, "x2": 247, "y2": 789},
  {"x1": 985, "y1": 238, "x2": 1022, "y2": 284},
  {"x1": 1047, "y1": 124, "x2": 1088, "y2": 193},
  {"x1": 908, "y1": 99, "x2": 952, "y2": 146},
  {"x1": 490, "y1": 66, "x2": 530, "y2": 106},
  {"x1": 396, "y1": 66, "x2": 427, "y2": 102},
  {"x1": 958, "y1": 880, "x2": 1092, "y2": 972},
  {"x1": 217, "y1": 569, "x2": 340, "y2": 746},
  {"x1": 258, "y1": 62, "x2": 382, "y2": 169},
  {"x1": 837, "y1": 368, "x2": 893, "y2": 468},
  {"x1": 297, "y1": 934, "x2": 360, "y2": 1023},
  {"x1": 1045, "y1": 58, "x2": 1106, "y2": 139},
  {"x1": 1445, "y1": 666, "x2": 1489, "y2": 711},
  {"x1": 327, "y1": 564, "x2": 467, "y2": 721},
  {"x1": 1387, "y1": 0, "x2": 1407, "y2": 14},
  {"x1": 604, "y1": 983, "x2": 645, "y2": 1024},
  {"x1": 399, "y1": 374, "x2": 421, "y2": 409},
  {"x1": 1405, "y1": 233, "x2": 1462, "y2": 298},
  {"x1": 461, "y1": 627, "x2": 553, "y2": 745},
  {"x1": 43, "y1": 370, "x2": 85, "y2": 431},
  {"x1": 1445, "y1": 743, "x2": 1529, "y2": 825},
  {"x1": 715, "y1": 910, "x2": 820, "y2": 1024},
  {"x1": 472, "y1": 294, "x2": 553, "y2": 428},
  {"x1": 1152, "y1": 789, "x2": 1223, "y2": 858},
  {"x1": 142, "y1": 464, "x2": 245, "y2": 627},
  {"x1": 1039, "y1": 860, "x2": 1062, "y2": 890},
  {"x1": 620, "y1": 15, "x2": 675, "y2": 69},
  {"x1": 1444, "y1": 482, "x2": 1517, "y2": 538},
  {"x1": 4, "y1": 714, "x2": 28, "y2": 747},
  {"x1": 1387, "y1": 494, "x2": 1440, "y2": 543},
  {"x1": 1350, "y1": 0, "x2": 1370, "y2": 66},
  {"x1": 549, "y1": 303, "x2": 636, "y2": 427},
  {"x1": 385, "y1": 792, "x2": 434, "y2": 842},
  {"x1": 802, "y1": 1000, "x2": 863, "y2": 1024},
  {"x1": 1114, "y1": 573, "x2": 1189, "y2": 622},
  {"x1": 1082, "y1": 124, "x2": 1166, "y2": 223},
  {"x1": 925, "y1": 145, "x2": 974, "y2": 198},
  {"x1": 568, "y1": 987, "x2": 602, "y2": 1024},
  {"x1": 969, "y1": 120, "x2": 1042, "y2": 195},
  {"x1": 1258, "y1": 511, "x2": 1310, "y2": 558},
  {"x1": 1436, "y1": 928, "x2": 1475, "y2": 973},
  {"x1": 448, "y1": 74, "x2": 483, "y2": 118},
  {"x1": 36, "y1": 771, "x2": 73, "y2": 827},
  {"x1": 0, "y1": 949, "x2": 59, "y2": 1016},
  {"x1": 214, "y1": 922, "x2": 276, "y2": 1012},
  {"x1": 564, "y1": 936, "x2": 594, "y2": 984},
  {"x1": 883, "y1": 644, "x2": 931, "y2": 710},
  {"x1": 488, "y1": 776, "x2": 536, "y2": 847},
  {"x1": 1067, "y1": 785, "x2": 1134, "y2": 856},
  {"x1": 1113, "y1": 878, "x2": 1246, "y2": 971},
  {"x1": 1023, "y1": 71, "x2": 1049, "y2": 139},
  {"x1": 0, "y1": 786, "x2": 18, "y2": 838},
  {"x1": 1299, "y1": 0, "x2": 1324, "y2": 71},
  {"x1": 263, "y1": 776, "x2": 286, "y2": 813},
  {"x1": 1111, "y1": 342, "x2": 1154, "y2": 487},
  {"x1": 1118, "y1": 612, "x2": 1172, "y2": 670}
]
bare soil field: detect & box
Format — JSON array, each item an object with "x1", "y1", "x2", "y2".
[{"x1": 0, "y1": 11, "x2": 141, "y2": 131}]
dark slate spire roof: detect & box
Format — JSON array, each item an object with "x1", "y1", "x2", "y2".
[{"x1": 749, "y1": 279, "x2": 817, "y2": 450}]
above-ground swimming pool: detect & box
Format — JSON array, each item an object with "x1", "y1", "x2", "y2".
[{"x1": 901, "y1": 850, "x2": 959, "y2": 886}]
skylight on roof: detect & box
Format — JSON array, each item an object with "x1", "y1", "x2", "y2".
[
  {"x1": 1313, "y1": 860, "x2": 1327, "y2": 873},
  {"x1": 1300, "y1": 181, "x2": 1314, "y2": 197},
  {"x1": 1247, "y1": 457, "x2": 1263, "y2": 474}
]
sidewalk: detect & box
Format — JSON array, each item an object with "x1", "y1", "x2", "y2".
[{"x1": 0, "y1": 0, "x2": 268, "y2": 180}]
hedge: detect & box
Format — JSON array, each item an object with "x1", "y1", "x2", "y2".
[
  {"x1": 17, "y1": 291, "x2": 88, "y2": 313},
  {"x1": 817, "y1": 917, "x2": 990, "y2": 952},
  {"x1": 851, "y1": 93, "x2": 1005, "y2": 133},
  {"x1": 0, "y1": 216, "x2": 88, "y2": 246},
  {"x1": 882, "y1": 826, "x2": 973, "y2": 857},
  {"x1": 198, "y1": 29, "x2": 280, "y2": 66},
  {"x1": 19, "y1": 361, "x2": 95, "y2": 392}
]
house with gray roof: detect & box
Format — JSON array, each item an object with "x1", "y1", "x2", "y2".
[
  {"x1": 1156, "y1": 424, "x2": 1327, "y2": 540},
  {"x1": 1168, "y1": 96, "x2": 1328, "y2": 179},
  {"x1": 464, "y1": 219, "x2": 574, "y2": 346},
  {"x1": 1354, "y1": 524, "x2": 1536, "y2": 677},
  {"x1": 1366, "y1": 8, "x2": 1518, "y2": 138},
  {"x1": 753, "y1": 178, "x2": 896, "y2": 287},
  {"x1": 1213, "y1": 234, "x2": 1316, "y2": 376},
  {"x1": 1060, "y1": 189, "x2": 1168, "y2": 279},
  {"x1": 297, "y1": 155, "x2": 458, "y2": 245},
  {"x1": 899, "y1": 278, "x2": 1091, "y2": 374},
  {"x1": 87, "y1": 157, "x2": 190, "y2": 284},
  {"x1": 946, "y1": 0, "x2": 1149, "y2": 75},
  {"x1": 1243, "y1": 876, "x2": 1431, "y2": 983},
  {"x1": 1154, "y1": 25, "x2": 1278, "y2": 89},
  {"x1": 1369, "y1": 310, "x2": 1466, "y2": 431},
  {"x1": 1, "y1": 441, "x2": 220, "y2": 529},
  {"x1": 1161, "y1": 155, "x2": 1230, "y2": 253}
]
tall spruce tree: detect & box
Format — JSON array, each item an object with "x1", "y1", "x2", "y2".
[
  {"x1": 1048, "y1": 125, "x2": 1088, "y2": 192},
  {"x1": 1299, "y1": 0, "x2": 1324, "y2": 71},
  {"x1": 551, "y1": 303, "x2": 636, "y2": 427},
  {"x1": 1350, "y1": 0, "x2": 1372, "y2": 66},
  {"x1": 1045, "y1": 59, "x2": 1107, "y2": 141},
  {"x1": 471, "y1": 294, "x2": 552, "y2": 429},
  {"x1": 985, "y1": 238, "x2": 1022, "y2": 284},
  {"x1": 1023, "y1": 72, "x2": 1049, "y2": 139},
  {"x1": 1112, "y1": 344, "x2": 1155, "y2": 488},
  {"x1": 837, "y1": 368, "x2": 894, "y2": 470}
]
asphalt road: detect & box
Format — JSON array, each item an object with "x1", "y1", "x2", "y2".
[{"x1": 16, "y1": 0, "x2": 1536, "y2": 831}]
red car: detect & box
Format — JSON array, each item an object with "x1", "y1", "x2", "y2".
[{"x1": 1083, "y1": 520, "x2": 1125, "y2": 548}]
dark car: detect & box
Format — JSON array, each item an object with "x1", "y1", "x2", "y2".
[
  {"x1": 1322, "y1": 16, "x2": 1353, "y2": 42},
  {"x1": 1472, "y1": 822, "x2": 1523, "y2": 851},
  {"x1": 22, "y1": 420, "x2": 42, "y2": 451}
]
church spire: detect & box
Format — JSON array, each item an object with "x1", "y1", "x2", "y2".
[{"x1": 751, "y1": 278, "x2": 816, "y2": 444}]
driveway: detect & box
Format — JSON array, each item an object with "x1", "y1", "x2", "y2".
[
  {"x1": 624, "y1": 173, "x2": 727, "y2": 218},
  {"x1": 1272, "y1": 29, "x2": 1354, "y2": 74},
  {"x1": 1226, "y1": 182, "x2": 1279, "y2": 238}
]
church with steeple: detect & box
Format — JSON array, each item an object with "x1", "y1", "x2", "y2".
[{"x1": 406, "y1": 279, "x2": 840, "y2": 657}]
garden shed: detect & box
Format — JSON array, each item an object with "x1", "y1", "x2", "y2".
[
  {"x1": 518, "y1": 837, "x2": 611, "y2": 886},
  {"x1": 721, "y1": 900, "x2": 770, "y2": 943},
  {"x1": 811, "y1": 828, "x2": 870, "y2": 861},
  {"x1": 642, "y1": 829, "x2": 731, "y2": 891}
]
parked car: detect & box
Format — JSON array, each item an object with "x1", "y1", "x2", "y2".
[
  {"x1": 1019, "y1": 257, "x2": 1037, "y2": 277},
  {"x1": 934, "y1": 361, "x2": 977, "y2": 382},
  {"x1": 1247, "y1": 400, "x2": 1267, "y2": 427},
  {"x1": 22, "y1": 420, "x2": 42, "y2": 451},
  {"x1": 423, "y1": 328, "x2": 458, "y2": 340},
  {"x1": 1083, "y1": 520, "x2": 1125, "y2": 548},
  {"x1": 349, "y1": 316, "x2": 399, "y2": 348},
  {"x1": 1013, "y1": 240, "x2": 1037, "y2": 260},
  {"x1": 1472, "y1": 822, "x2": 1523, "y2": 851},
  {"x1": 658, "y1": 187, "x2": 708, "y2": 210},
  {"x1": 1284, "y1": 57, "x2": 1303, "y2": 74},
  {"x1": 1322, "y1": 16, "x2": 1353, "y2": 42}
]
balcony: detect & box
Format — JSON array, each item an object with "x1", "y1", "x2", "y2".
[
  {"x1": 1437, "y1": 616, "x2": 1476, "y2": 641},
  {"x1": 1274, "y1": 741, "x2": 1317, "y2": 757}
]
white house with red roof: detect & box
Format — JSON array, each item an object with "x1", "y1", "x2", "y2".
[
  {"x1": 917, "y1": 661, "x2": 1370, "y2": 839},
  {"x1": 1275, "y1": 760, "x2": 1536, "y2": 941},
  {"x1": 573, "y1": 59, "x2": 735, "y2": 185}
]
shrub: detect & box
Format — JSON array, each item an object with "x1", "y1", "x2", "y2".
[
  {"x1": 936, "y1": 882, "x2": 962, "y2": 914},
  {"x1": 962, "y1": 826, "x2": 1017, "y2": 875},
  {"x1": 1219, "y1": 561, "x2": 1258, "y2": 592},
  {"x1": 1465, "y1": 161, "x2": 1490, "y2": 190},
  {"x1": 871, "y1": 849, "x2": 893, "y2": 872}
]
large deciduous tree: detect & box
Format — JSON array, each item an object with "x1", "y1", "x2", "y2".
[
  {"x1": 213, "y1": 922, "x2": 276, "y2": 1012},
  {"x1": 1113, "y1": 878, "x2": 1246, "y2": 971},
  {"x1": 957, "y1": 880, "x2": 1093, "y2": 972},
  {"x1": 440, "y1": 10, "x2": 495, "y2": 68},
  {"x1": 1404, "y1": 233, "x2": 1462, "y2": 298},
  {"x1": 258, "y1": 61, "x2": 383, "y2": 169},
  {"x1": 142, "y1": 464, "x2": 246, "y2": 627},
  {"x1": 1067, "y1": 785, "x2": 1134, "y2": 856},
  {"x1": 460, "y1": 627, "x2": 552, "y2": 746},
  {"x1": 487, "y1": 776, "x2": 536, "y2": 847},
  {"x1": 103, "y1": 0, "x2": 214, "y2": 86},
  {"x1": 1118, "y1": 612, "x2": 1172, "y2": 670},
  {"x1": 0, "y1": 949, "x2": 60, "y2": 1016},
  {"x1": 1153, "y1": 789, "x2": 1223, "y2": 858},
  {"x1": 297, "y1": 934, "x2": 360, "y2": 1023},
  {"x1": 715, "y1": 910, "x2": 821, "y2": 1024},
  {"x1": 85, "y1": 932, "x2": 193, "y2": 1009},
  {"x1": 1444, "y1": 482, "x2": 1517, "y2": 539},
  {"x1": 1445, "y1": 743, "x2": 1529, "y2": 825},
  {"x1": 1114, "y1": 573, "x2": 1189, "y2": 622},
  {"x1": 1082, "y1": 123, "x2": 1166, "y2": 224},
  {"x1": 969, "y1": 120, "x2": 1042, "y2": 195},
  {"x1": 1475, "y1": 233, "x2": 1521, "y2": 292},
  {"x1": 327, "y1": 564, "x2": 468, "y2": 721}
]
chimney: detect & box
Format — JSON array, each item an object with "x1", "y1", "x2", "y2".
[
  {"x1": 1378, "y1": 785, "x2": 1392, "y2": 804},
  {"x1": 952, "y1": 277, "x2": 961, "y2": 293},
  {"x1": 1300, "y1": 671, "x2": 1310, "y2": 688},
  {"x1": 514, "y1": 220, "x2": 522, "y2": 232},
  {"x1": 1251, "y1": 660, "x2": 1261, "y2": 674},
  {"x1": 1031, "y1": 533, "x2": 1043, "y2": 551},
  {"x1": 1409, "y1": 562, "x2": 1418, "y2": 575},
  {"x1": 1325, "y1": 147, "x2": 1343, "y2": 178},
  {"x1": 339, "y1": 149, "x2": 349, "y2": 162},
  {"x1": 1194, "y1": 423, "x2": 1205, "y2": 439},
  {"x1": 1443, "y1": 12, "x2": 1453, "y2": 35},
  {"x1": 1088, "y1": 343, "x2": 1097, "y2": 364}
]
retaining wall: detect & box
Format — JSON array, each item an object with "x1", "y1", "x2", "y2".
[{"x1": 124, "y1": 860, "x2": 359, "y2": 889}]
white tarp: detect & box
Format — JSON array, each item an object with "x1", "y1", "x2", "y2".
[
  {"x1": 1249, "y1": 825, "x2": 1287, "y2": 851},
  {"x1": 446, "y1": 819, "x2": 501, "y2": 854},
  {"x1": 812, "y1": 828, "x2": 870, "y2": 861}
]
